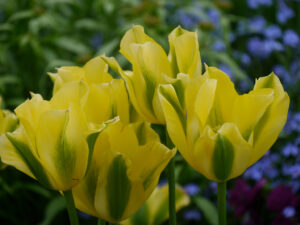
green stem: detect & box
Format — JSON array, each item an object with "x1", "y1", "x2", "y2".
[
  {"x1": 63, "y1": 190, "x2": 80, "y2": 225},
  {"x1": 97, "y1": 219, "x2": 107, "y2": 225},
  {"x1": 166, "y1": 130, "x2": 176, "y2": 225},
  {"x1": 217, "y1": 182, "x2": 227, "y2": 225},
  {"x1": 168, "y1": 157, "x2": 176, "y2": 225}
]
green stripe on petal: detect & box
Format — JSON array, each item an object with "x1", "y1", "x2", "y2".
[
  {"x1": 6, "y1": 133, "x2": 52, "y2": 188},
  {"x1": 212, "y1": 134, "x2": 234, "y2": 181},
  {"x1": 106, "y1": 154, "x2": 132, "y2": 221}
]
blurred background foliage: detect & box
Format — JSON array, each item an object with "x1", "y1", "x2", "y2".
[{"x1": 1, "y1": 0, "x2": 300, "y2": 224}]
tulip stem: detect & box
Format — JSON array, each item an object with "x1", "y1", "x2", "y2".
[
  {"x1": 97, "y1": 219, "x2": 107, "y2": 225},
  {"x1": 63, "y1": 190, "x2": 80, "y2": 225},
  {"x1": 168, "y1": 157, "x2": 176, "y2": 225},
  {"x1": 166, "y1": 130, "x2": 176, "y2": 225},
  {"x1": 217, "y1": 181, "x2": 227, "y2": 225}
]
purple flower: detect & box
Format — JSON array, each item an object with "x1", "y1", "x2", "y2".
[
  {"x1": 212, "y1": 40, "x2": 226, "y2": 51},
  {"x1": 229, "y1": 179, "x2": 266, "y2": 217},
  {"x1": 184, "y1": 183, "x2": 200, "y2": 196},
  {"x1": 277, "y1": 0, "x2": 294, "y2": 24},
  {"x1": 282, "y1": 143, "x2": 298, "y2": 157},
  {"x1": 283, "y1": 30, "x2": 299, "y2": 47},
  {"x1": 249, "y1": 16, "x2": 266, "y2": 33},
  {"x1": 264, "y1": 39, "x2": 284, "y2": 51},
  {"x1": 267, "y1": 186, "x2": 294, "y2": 211},
  {"x1": 282, "y1": 206, "x2": 296, "y2": 218},
  {"x1": 184, "y1": 210, "x2": 202, "y2": 221},
  {"x1": 264, "y1": 25, "x2": 282, "y2": 39}
]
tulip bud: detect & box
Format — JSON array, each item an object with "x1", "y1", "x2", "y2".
[
  {"x1": 159, "y1": 66, "x2": 289, "y2": 182},
  {"x1": 121, "y1": 184, "x2": 190, "y2": 225},
  {"x1": 0, "y1": 91, "x2": 93, "y2": 190},
  {"x1": 73, "y1": 119, "x2": 176, "y2": 223},
  {"x1": 49, "y1": 56, "x2": 135, "y2": 125},
  {"x1": 0, "y1": 100, "x2": 18, "y2": 169},
  {"x1": 105, "y1": 25, "x2": 201, "y2": 124}
]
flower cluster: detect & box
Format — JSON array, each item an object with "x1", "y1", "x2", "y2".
[{"x1": 0, "y1": 24, "x2": 290, "y2": 225}]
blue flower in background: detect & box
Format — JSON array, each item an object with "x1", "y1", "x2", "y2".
[
  {"x1": 237, "y1": 21, "x2": 246, "y2": 35},
  {"x1": 244, "y1": 163, "x2": 263, "y2": 181},
  {"x1": 212, "y1": 40, "x2": 226, "y2": 51},
  {"x1": 277, "y1": 0, "x2": 294, "y2": 24},
  {"x1": 285, "y1": 112, "x2": 300, "y2": 133},
  {"x1": 273, "y1": 65, "x2": 291, "y2": 84},
  {"x1": 90, "y1": 33, "x2": 103, "y2": 50},
  {"x1": 282, "y1": 143, "x2": 298, "y2": 157},
  {"x1": 184, "y1": 210, "x2": 202, "y2": 221},
  {"x1": 283, "y1": 30, "x2": 299, "y2": 47},
  {"x1": 264, "y1": 39, "x2": 284, "y2": 51},
  {"x1": 283, "y1": 206, "x2": 296, "y2": 218},
  {"x1": 264, "y1": 25, "x2": 282, "y2": 39},
  {"x1": 219, "y1": 64, "x2": 233, "y2": 77},
  {"x1": 247, "y1": 37, "x2": 271, "y2": 59},
  {"x1": 177, "y1": 10, "x2": 201, "y2": 28},
  {"x1": 184, "y1": 183, "x2": 200, "y2": 196},
  {"x1": 241, "y1": 53, "x2": 251, "y2": 65},
  {"x1": 249, "y1": 16, "x2": 266, "y2": 33},
  {"x1": 290, "y1": 58, "x2": 300, "y2": 79},
  {"x1": 282, "y1": 164, "x2": 300, "y2": 179},
  {"x1": 233, "y1": 51, "x2": 251, "y2": 66},
  {"x1": 247, "y1": 0, "x2": 273, "y2": 9},
  {"x1": 207, "y1": 8, "x2": 220, "y2": 26}
]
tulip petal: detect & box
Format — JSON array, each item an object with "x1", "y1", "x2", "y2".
[
  {"x1": 2, "y1": 128, "x2": 53, "y2": 188},
  {"x1": 120, "y1": 25, "x2": 155, "y2": 61},
  {"x1": 168, "y1": 26, "x2": 202, "y2": 77},
  {"x1": 36, "y1": 107, "x2": 89, "y2": 190},
  {"x1": 159, "y1": 84, "x2": 187, "y2": 156},
  {"x1": 205, "y1": 66, "x2": 238, "y2": 124},
  {"x1": 194, "y1": 78, "x2": 217, "y2": 128},
  {"x1": 250, "y1": 73, "x2": 290, "y2": 165},
  {"x1": 217, "y1": 123, "x2": 252, "y2": 180},
  {"x1": 83, "y1": 56, "x2": 113, "y2": 84},
  {"x1": 232, "y1": 88, "x2": 274, "y2": 141}
]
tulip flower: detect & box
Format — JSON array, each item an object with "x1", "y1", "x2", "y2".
[
  {"x1": 103, "y1": 25, "x2": 201, "y2": 124},
  {"x1": 159, "y1": 67, "x2": 289, "y2": 182},
  {"x1": 49, "y1": 56, "x2": 136, "y2": 125},
  {"x1": 0, "y1": 87, "x2": 92, "y2": 191},
  {"x1": 72, "y1": 119, "x2": 176, "y2": 223},
  {"x1": 0, "y1": 100, "x2": 18, "y2": 169},
  {"x1": 121, "y1": 184, "x2": 190, "y2": 225}
]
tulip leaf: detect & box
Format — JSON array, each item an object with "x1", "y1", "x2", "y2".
[
  {"x1": 129, "y1": 204, "x2": 149, "y2": 225},
  {"x1": 212, "y1": 134, "x2": 234, "y2": 181},
  {"x1": 6, "y1": 133, "x2": 52, "y2": 188},
  {"x1": 106, "y1": 154, "x2": 131, "y2": 221},
  {"x1": 38, "y1": 196, "x2": 66, "y2": 225},
  {"x1": 194, "y1": 196, "x2": 218, "y2": 225}
]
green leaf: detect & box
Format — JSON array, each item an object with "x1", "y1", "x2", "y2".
[
  {"x1": 8, "y1": 10, "x2": 35, "y2": 22},
  {"x1": 38, "y1": 196, "x2": 66, "y2": 225},
  {"x1": 96, "y1": 38, "x2": 119, "y2": 55},
  {"x1": 194, "y1": 196, "x2": 218, "y2": 225},
  {"x1": 54, "y1": 37, "x2": 90, "y2": 55}
]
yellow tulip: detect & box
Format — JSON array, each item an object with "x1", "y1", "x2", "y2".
[
  {"x1": 159, "y1": 66, "x2": 289, "y2": 182},
  {"x1": 121, "y1": 184, "x2": 190, "y2": 225},
  {"x1": 0, "y1": 99, "x2": 18, "y2": 169},
  {"x1": 49, "y1": 56, "x2": 136, "y2": 125},
  {"x1": 0, "y1": 88, "x2": 94, "y2": 190},
  {"x1": 103, "y1": 25, "x2": 201, "y2": 124},
  {"x1": 72, "y1": 119, "x2": 176, "y2": 223}
]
